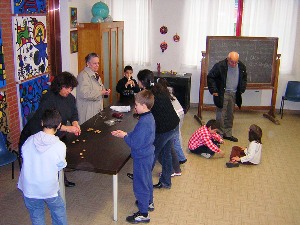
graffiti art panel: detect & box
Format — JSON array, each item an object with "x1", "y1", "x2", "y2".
[
  {"x1": 19, "y1": 74, "x2": 49, "y2": 127},
  {"x1": 0, "y1": 91, "x2": 9, "y2": 134},
  {"x1": 0, "y1": 25, "x2": 7, "y2": 88},
  {"x1": 13, "y1": 0, "x2": 46, "y2": 14},
  {"x1": 13, "y1": 16, "x2": 48, "y2": 81}
]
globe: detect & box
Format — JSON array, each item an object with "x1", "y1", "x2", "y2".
[
  {"x1": 91, "y1": 16, "x2": 104, "y2": 23},
  {"x1": 91, "y1": 2, "x2": 109, "y2": 19}
]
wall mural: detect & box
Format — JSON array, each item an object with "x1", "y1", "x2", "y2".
[
  {"x1": 13, "y1": 0, "x2": 46, "y2": 14},
  {"x1": 13, "y1": 16, "x2": 48, "y2": 81},
  {"x1": 0, "y1": 25, "x2": 7, "y2": 88},
  {"x1": 19, "y1": 74, "x2": 49, "y2": 127},
  {"x1": 0, "y1": 91, "x2": 9, "y2": 135}
]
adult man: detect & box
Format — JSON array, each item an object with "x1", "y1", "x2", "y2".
[{"x1": 207, "y1": 51, "x2": 247, "y2": 142}]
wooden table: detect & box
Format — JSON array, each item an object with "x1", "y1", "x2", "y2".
[{"x1": 63, "y1": 107, "x2": 137, "y2": 221}]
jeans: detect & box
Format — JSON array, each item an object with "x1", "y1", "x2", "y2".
[
  {"x1": 152, "y1": 125, "x2": 179, "y2": 187},
  {"x1": 173, "y1": 130, "x2": 186, "y2": 162},
  {"x1": 23, "y1": 192, "x2": 67, "y2": 225}
]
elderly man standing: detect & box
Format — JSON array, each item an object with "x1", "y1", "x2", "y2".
[{"x1": 207, "y1": 51, "x2": 247, "y2": 142}]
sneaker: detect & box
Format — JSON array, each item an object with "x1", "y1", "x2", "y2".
[
  {"x1": 200, "y1": 153, "x2": 212, "y2": 159},
  {"x1": 226, "y1": 162, "x2": 240, "y2": 168},
  {"x1": 126, "y1": 211, "x2": 150, "y2": 224},
  {"x1": 135, "y1": 200, "x2": 155, "y2": 212},
  {"x1": 179, "y1": 159, "x2": 187, "y2": 164},
  {"x1": 171, "y1": 172, "x2": 181, "y2": 177}
]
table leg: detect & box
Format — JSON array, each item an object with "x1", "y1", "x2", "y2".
[{"x1": 113, "y1": 174, "x2": 118, "y2": 221}]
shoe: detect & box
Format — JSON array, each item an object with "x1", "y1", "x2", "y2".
[
  {"x1": 64, "y1": 180, "x2": 75, "y2": 187},
  {"x1": 179, "y1": 159, "x2": 187, "y2": 164},
  {"x1": 223, "y1": 136, "x2": 238, "y2": 142},
  {"x1": 127, "y1": 173, "x2": 133, "y2": 180},
  {"x1": 153, "y1": 181, "x2": 171, "y2": 189},
  {"x1": 226, "y1": 162, "x2": 240, "y2": 168},
  {"x1": 126, "y1": 211, "x2": 150, "y2": 224},
  {"x1": 171, "y1": 172, "x2": 181, "y2": 177},
  {"x1": 200, "y1": 153, "x2": 212, "y2": 159},
  {"x1": 135, "y1": 200, "x2": 155, "y2": 212}
]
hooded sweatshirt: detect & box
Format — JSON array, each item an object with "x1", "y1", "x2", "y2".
[{"x1": 18, "y1": 131, "x2": 67, "y2": 199}]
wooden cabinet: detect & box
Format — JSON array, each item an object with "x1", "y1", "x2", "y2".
[{"x1": 77, "y1": 22, "x2": 124, "y2": 106}]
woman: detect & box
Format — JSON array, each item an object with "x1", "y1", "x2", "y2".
[
  {"x1": 137, "y1": 69, "x2": 180, "y2": 189},
  {"x1": 19, "y1": 71, "x2": 80, "y2": 187},
  {"x1": 76, "y1": 52, "x2": 111, "y2": 124}
]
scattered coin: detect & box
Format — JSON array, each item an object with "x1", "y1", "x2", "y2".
[{"x1": 72, "y1": 141, "x2": 76, "y2": 144}]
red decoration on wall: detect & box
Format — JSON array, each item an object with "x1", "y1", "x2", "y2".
[
  {"x1": 173, "y1": 33, "x2": 180, "y2": 42},
  {"x1": 160, "y1": 41, "x2": 168, "y2": 52},
  {"x1": 160, "y1": 25, "x2": 168, "y2": 34}
]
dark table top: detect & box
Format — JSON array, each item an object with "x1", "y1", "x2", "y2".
[{"x1": 64, "y1": 106, "x2": 137, "y2": 175}]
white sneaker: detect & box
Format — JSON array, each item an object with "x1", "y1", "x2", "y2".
[
  {"x1": 200, "y1": 153, "x2": 212, "y2": 159},
  {"x1": 171, "y1": 172, "x2": 182, "y2": 177}
]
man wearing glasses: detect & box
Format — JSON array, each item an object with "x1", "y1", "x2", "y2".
[{"x1": 207, "y1": 51, "x2": 247, "y2": 142}]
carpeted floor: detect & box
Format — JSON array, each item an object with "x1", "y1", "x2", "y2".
[{"x1": 1, "y1": 107, "x2": 300, "y2": 225}]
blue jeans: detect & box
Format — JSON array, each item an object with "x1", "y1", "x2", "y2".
[
  {"x1": 23, "y1": 192, "x2": 67, "y2": 225},
  {"x1": 173, "y1": 130, "x2": 186, "y2": 162},
  {"x1": 152, "y1": 125, "x2": 179, "y2": 187}
]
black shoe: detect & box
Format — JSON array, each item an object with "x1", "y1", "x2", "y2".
[
  {"x1": 153, "y1": 181, "x2": 170, "y2": 189},
  {"x1": 179, "y1": 159, "x2": 187, "y2": 164},
  {"x1": 65, "y1": 180, "x2": 76, "y2": 187},
  {"x1": 135, "y1": 200, "x2": 155, "y2": 212},
  {"x1": 223, "y1": 136, "x2": 238, "y2": 142},
  {"x1": 226, "y1": 162, "x2": 240, "y2": 168},
  {"x1": 127, "y1": 173, "x2": 133, "y2": 180},
  {"x1": 126, "y1": 211, "x2": 150, "y2": 224}
]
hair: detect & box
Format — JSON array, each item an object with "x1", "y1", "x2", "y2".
[
  {"x1": 205, "y1": 119, "x2": 219, "y2": 130},
  {"x1": 50, "y1": 71, "x2": 78, "y2": 94},
  {"x1": 155, "y1": 78, "x2": 175, "y2": 100},
  {"x1": 41, "y1": 109, "x2": 62, "y2": 130},
  {"x1": 137, "y1": 69, "x2": 154, "y2": 89},
  {"x1": 85, "y1": 52, "x2": 99, "y2": 64},
  {"x1": 248, "y1": 124, "x2": 262, "y2": 143},
  {"x1": 124, "y1": 65, "x2": 133, "y2": 72},
  {"x1": 135, "y1": 89, "x2": 154, "y2": 110}
]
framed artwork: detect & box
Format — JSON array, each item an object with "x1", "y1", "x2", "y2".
[
  {"x1": 70, "y1": 7, "x2": 78, "y2": 28},
  {"x1": 70, "y1": 30, "x2": 78, "y2": 53},
  {"x1": 13, "y1": 0, "x2": 46, "y2": 14},
  {"x1": 13, "y1": 16, "x2": 48, "y2": 81},
  {"x1": 0, "y1": 25, "x2": 6, "y2": 88}
]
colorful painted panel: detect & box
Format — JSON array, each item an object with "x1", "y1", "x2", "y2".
[
  {"x1": 13, "y1": 0, "x2": 46, "y2": 14},
  {"x1": 13, "y1": 16, "x2": 48, "y2": 81},
  {"x1": 19, "y1": 74, "x2": 49, "y2": 127},
  {"x1": 0, "y1": 91, "x2": 9, "y2": 135},
  {"x1": 0, "y1": 25, "x2": 7, "y2": 88}
]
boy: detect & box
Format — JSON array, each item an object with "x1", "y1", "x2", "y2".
[
  {"x1": 116, "y1": 65, "x2": 140, "y2": 103},
  {"x1": 188, "y1": 119, "x2": 225, "y2": 158},
  {"x1": 18, "y1": 109, "x2": 68, "y2": 225},
  {"x1": 112, "y1": 89, "x2": 155, "y2": 224}
]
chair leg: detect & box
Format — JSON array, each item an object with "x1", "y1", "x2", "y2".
[
  {"x1": 281, "y1": 99, "x2": 285, "y2": 119},
  {"x1": 12, "y1": 161, "x2": 15, "y2": 179}
]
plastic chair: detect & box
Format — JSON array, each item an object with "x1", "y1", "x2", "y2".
[
  {"x1": 279, "y1": 81, "x2": 300, "y2": 119},
  {"x1": 0, "y1": 132, "x2": 21, "y2": 179}
]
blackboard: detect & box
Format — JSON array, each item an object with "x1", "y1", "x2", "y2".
[{"x1": 206, "y1": 36, "x2": 278, "y2": 87}]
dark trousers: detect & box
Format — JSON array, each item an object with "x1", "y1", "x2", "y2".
[{"x1": 190, "y1": 140, "x2": 220, "y2": 156}]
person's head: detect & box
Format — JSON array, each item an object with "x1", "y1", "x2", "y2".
[
  {"x1": 227, "y1": 51, "x2": 239, "y2": 68},
  {"x1": 205, "y1": 119, "x2": 219, "y2": 134},
  {"x1": 154, "y1": 78, "x2": 174, "y2": 100},
  {"x1": 248, "y1": 124, "x2": 262, "y2": 143},
  {"x1": 134, "y1": 89, "x2": 154, "y2": 114},
  {"x1": 51, "y1": 71, "x2": 78, "y2": 97},
  {"x1": 41, "y1": 109, "x2": 62, "y2": 132},
  {"x1": 137, "y1": 69, "x2": 154, "y2": 89},
  {"x1": 124, "y1": 65, "x2": 133, "y2": 79},
  {"x1": 85, "y1": 53, "x2": 100, "y2": 72}
]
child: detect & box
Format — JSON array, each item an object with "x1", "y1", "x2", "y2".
[
  {"x1": 116, "y1": 65, "x2": 140, "y2": 103},
  {"x1": 188, "y1": 119, "x2": 225, "y2": 158},
  {"x1": 18, "y1": 109, "x2": 68, "y2": 225},
  {"x1": 111, "y1": 89, "x2": 155, "y2": 224},
  {"x1": 226, "y1": 124, "x2": 262, "y2": 168}
]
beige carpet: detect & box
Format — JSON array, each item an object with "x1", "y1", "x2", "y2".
[{"x1": 1, "y1": 107, "x2": 300, "y2": 225}]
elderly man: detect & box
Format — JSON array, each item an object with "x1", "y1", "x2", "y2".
[{"x1": 207, "y1": 51, "x2": 247, "y2": 142}]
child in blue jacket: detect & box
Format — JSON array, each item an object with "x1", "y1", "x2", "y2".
[{"x1": 112, "y1": 89, "x2": 155, "y2": 224}]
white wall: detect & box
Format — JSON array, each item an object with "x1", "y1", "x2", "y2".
[{"x1": 60, "y1": 0, "x2": 300, "y2": 110}]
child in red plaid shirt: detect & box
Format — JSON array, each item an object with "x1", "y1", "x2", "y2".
[{"x1": 188, "y1": 119, "x2": 225, "y2": 158}]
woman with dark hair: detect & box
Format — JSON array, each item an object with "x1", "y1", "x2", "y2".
[
  {"x1": 137, "y1": 69, "x2": 180, "y2": 189},
  {"x1": 226, "y1": 124, "x2": 263, "y2": 168},
  {"x1": 19, "y1": 71, "x2": 81, "y2": 187}
]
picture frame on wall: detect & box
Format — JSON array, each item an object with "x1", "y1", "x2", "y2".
[
  {"x1": 70, "y1": 7, "x2": 77, "y2": 28},
  {"x1": 70, "y1": 30, "x2": 78, "y2": 53}
]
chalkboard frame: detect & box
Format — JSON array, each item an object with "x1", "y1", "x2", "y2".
[{"x1": 205, "y1": 36, "x2": 278, "y2": 88}]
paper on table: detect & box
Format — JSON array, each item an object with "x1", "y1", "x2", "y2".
[{"x1": 110, "y1": 106, "x2": 131, "y2": 112}]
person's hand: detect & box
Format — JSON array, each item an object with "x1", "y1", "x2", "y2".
[
  {"x1": 72, "y1": 121, "x2": 81, "y2": 136},
  {"x1": 219, "y1": 150, "x2": 225, "y2": 158},
  {"x1": 212, "y1": 93, "x2": 218, "y2": 96},
  {"x1": 66, "y1": 125, "x2": 81, "y2": 135},
  {"x1": 111, "y1": 130, "x2": 127, "y2": 138},
  {"x1": 232, "y1": 156, "x2": 240, "y2": 162}
]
